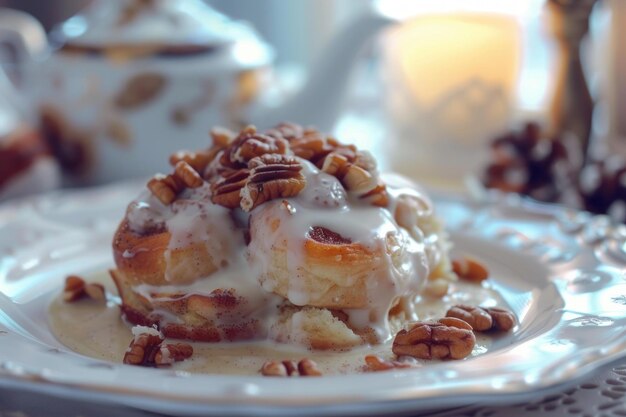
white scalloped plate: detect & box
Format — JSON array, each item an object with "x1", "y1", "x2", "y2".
[{"x1": 0, "y1": 181, "x2": 625, "y2": 416}]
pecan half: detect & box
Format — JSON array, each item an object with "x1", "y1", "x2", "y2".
[
  {"x1": 240, "y1": 154, "x2": 306, "y2": 212},
  {"x1": 446, "y1": 305, "x2": 515, "y2": 332},
  {"x1": 123, "y1": 326, "x2": 193, "y2": 366},
  {"x1": 63, "y1": 275, "x2": 106, "y2": 302},
  {"x1": 211, "y1": 168, "x2": 249, "y2": 208},
  {"x1": 220, "y1": 125, "x2": 288, "y2": 168},
  {"x1": 260, "y1": 359, "x2": 322, "y2": 377},
  {"x1": 392, "y1": 318, "x2": 475, "y2": 360},
  {"x1": 452, "y1": 256, "x2": 489, "y2": 283}
]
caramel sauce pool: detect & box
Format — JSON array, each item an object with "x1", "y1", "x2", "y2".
[{"x1": 48, "y1": 272, "x2": 504, "y2": 375}]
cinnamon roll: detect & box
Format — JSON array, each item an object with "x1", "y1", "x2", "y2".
[{"x1": 109, "y1": 123, "x2": 454, "y2": 348}]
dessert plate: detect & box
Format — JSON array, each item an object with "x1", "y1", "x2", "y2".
[{"x1": 0, "y1": 180, "x2": 625, "y2": 416}]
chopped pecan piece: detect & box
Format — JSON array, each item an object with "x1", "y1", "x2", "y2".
[
  {"x1": 63, "y1": 275, "x2": 106, "y2": 302},
  {"x1": 364, "y1": 355, "x2": 415, "y2": 372},
  {"x1": 359, "y1": 182, "x2": 389, "y2": 207},
  {"x1": 320, "y1": 152, "x2": 388, "y2": 207},
  {"x1": 291, "y1": 135, "x2": 334, "y2": 165},
  {"x1": 220, "y1": 125, "x2": 288, "y2": 168},
  {"x1": 147, "y1": 160, "x2": 207, "y2": 205},
  {"x1": 211, "y1": 168, "x2": 249, "y2": 208},
  {"x1": 210, "y1": 127, "x2": 236, "y2": 148},
  {"x1": 169, "y1": 150, "x2": 213, "y2": 174},
  {"x1": 240, "y1": 154, "x2": 306, "y2": 212},
  {"x1": 123, "y1": 326, "x2": 193, "y2": 367},
  {"x1": 174, "y1": 161, "x2": 204, "y2": 188},
  {"x1": 196, "y1": 127, "x2": 236, "y2": 180},
  {"x1": 392, "y1": 318, "x2": 475, "y2": 360},
  {"x1": 260, "y1": 359, "x2": 322, "y2": 377},
  {"x1": 123, "y1": 327, "x2": 164, "y2": 366},
  {"x1": 147, "y1": 173, "x2": 184, "y2": 205},
  {"x1": 446, "y1": 305, "x2": 493, "y2": 331},
  {"x1": 452, "y1": 256, "x2": 489, "y2": 283}
]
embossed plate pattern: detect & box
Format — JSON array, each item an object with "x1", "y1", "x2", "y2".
[{"x1": 0, "y1": 181, "x2": 625, "y2": 416}]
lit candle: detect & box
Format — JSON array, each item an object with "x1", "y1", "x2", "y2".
[{"x1": 380, "y1": 7, "x2": 521, "y2": 190}]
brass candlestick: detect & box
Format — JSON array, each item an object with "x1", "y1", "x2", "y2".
[{"x1": 546, "y1": 0, "x2": 597, "y2": 161}]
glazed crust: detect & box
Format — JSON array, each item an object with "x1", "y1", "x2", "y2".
[{"x1": 112, "y1": 219, "x2": 220, "y2": 286}]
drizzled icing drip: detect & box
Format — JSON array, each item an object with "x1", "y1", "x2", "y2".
[{"x1": 126, "y1": 183, "x2": 241, "y2": 281}]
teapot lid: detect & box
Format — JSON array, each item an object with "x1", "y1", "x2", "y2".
[{"x1": 55, "y1": 0, "x2": 268, "y2": 57}]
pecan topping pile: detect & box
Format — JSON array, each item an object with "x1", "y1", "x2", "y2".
[
  {"x1": 446, "y1": 305, "x2": 516, "y2": 332},
  {"x1": 145, "y1": 122, "x2": 388, "y2": 212},
  {"x1": 392, "y1": 317, "x2": 476, "y2": 360},
  {"x1": 63, "y1": 275, "x2": 106, "y2": 302},
  {"x1": 123, "y1": 326, "x2": 193, "y2": 367},
  {"x1": 260, "y1": 358, "x2": 322, "y2": 377}
]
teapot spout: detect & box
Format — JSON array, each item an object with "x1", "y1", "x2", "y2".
[{"x1": 251, "y1": 10, "x2": 394, "y2": 131}]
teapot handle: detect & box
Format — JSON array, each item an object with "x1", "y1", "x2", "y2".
[{"x1": 0, "y1": 8, "x2": 47, "y2": 83}]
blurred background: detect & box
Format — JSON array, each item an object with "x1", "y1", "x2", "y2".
[{"x1": 0, "y1": 0, "x2": 624, "y2": 222}]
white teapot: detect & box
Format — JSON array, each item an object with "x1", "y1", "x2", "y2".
[{"x1": 0, "y1": 0, "x2": 392, "y2": 184}]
